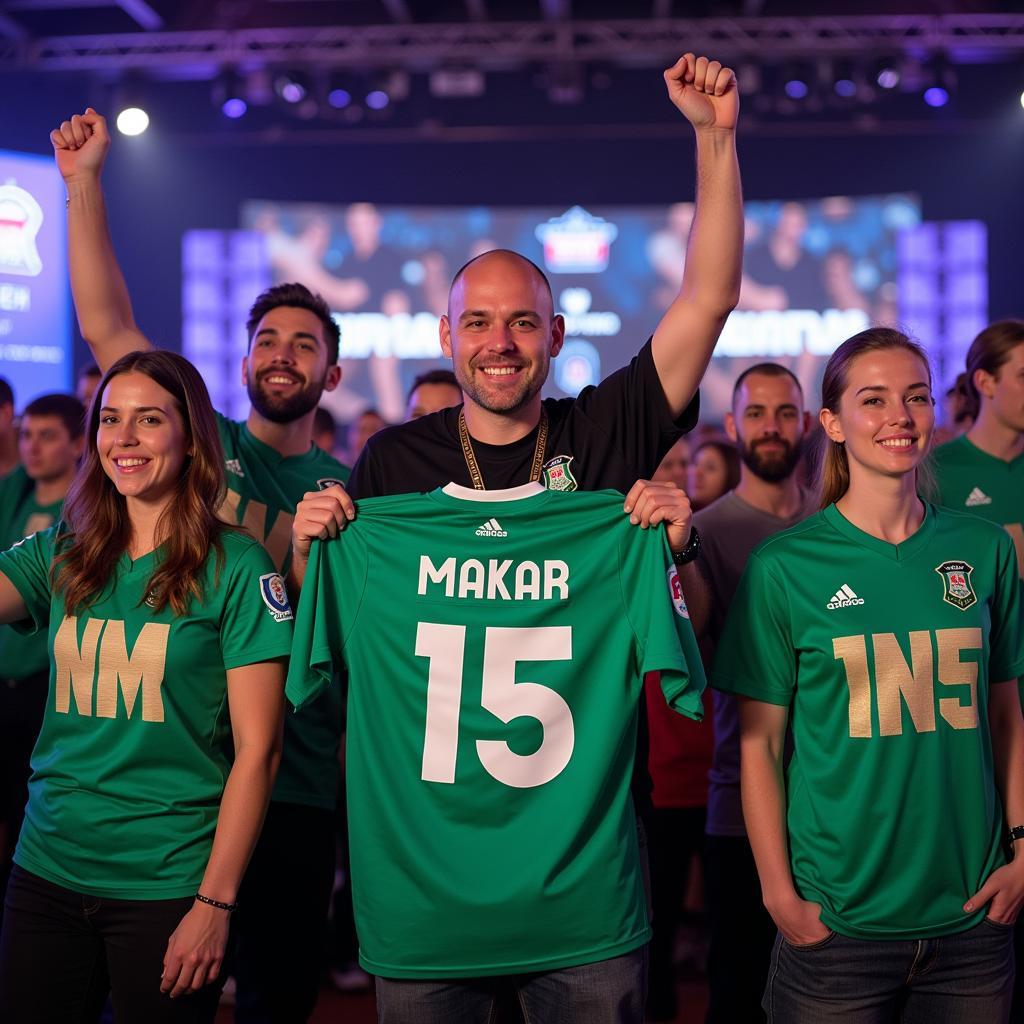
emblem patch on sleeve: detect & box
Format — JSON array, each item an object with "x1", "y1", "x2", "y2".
[
  {"x1": 317, "y1": 478, "x2": 346, "y2": 490},
  {"x1": 667, "y1": 566, "x2": 689, "y2": 619},
  {"x1": 542, "y1": 455, "x2": 578, "y2": 492},
  {"x1": 935, "y1": 560, "x2": 976, "y2": 611},
  {"x1": 259, "y1": 573, "x2": 294, "y2": 622}
]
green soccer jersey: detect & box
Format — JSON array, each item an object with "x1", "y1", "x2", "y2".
[
  {"x1": 287, "y1": 482, "x2": 705, "y2": 978},
  {"x1": 216, "y1": 412, "x2": 349, "y2": 809},
  {"x1": 0, "y1": 467, "x2": 62, "y2": 681},
  {"x1": 714, "y1": 503, "x2": 1024, "y2": 940},
  {"x1": 932, "y1": 434, "x2": 1024, "y2": 578},
  {"x1": 0, "y1": 528, "x2": 293, "y2": 899}
]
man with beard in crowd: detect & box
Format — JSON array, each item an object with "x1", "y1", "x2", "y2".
[
  {"x1": 51, "y1": 107, "x2": 350, "y2": 1024},
  {"x1": 678, "y1": 362, "x2": 812, "y2": 1023}
]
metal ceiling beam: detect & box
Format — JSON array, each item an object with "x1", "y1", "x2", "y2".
[
  {"x1": 117, "y1": 0, "x2": 163, "y2": 29},
  {"x1": 3, "y1": 14, "x2": 1024, "y2": 72}
]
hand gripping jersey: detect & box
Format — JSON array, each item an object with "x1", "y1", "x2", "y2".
[
  {"x1": 931, "y1": 434, "x2": 1024, "y2": 578},
  {"x1": 714, "y1": 503, "x2": 1024, "y2": 940},
  {"x1": 216, "y1": 412, "x2": 350, "y2": 809},
  {"x1": 287, "y1": 482, "x2": 705, "y2": 978}
]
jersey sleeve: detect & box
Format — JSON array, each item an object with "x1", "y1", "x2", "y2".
[
  {"x1": 988, "y1": 531, "x2": 1024, "y2": 685},
  {"x1": 712, "y1": 550, "x2": 796, "y2": 706},
  {"x1": 0, "y1": 525, "x2": 58, "y2": 635},
  {"x1": 573, "y1": 338, "x2": 699, "y2": 477},
  {"x1": 285, "y1": 530, "x2": 370, "y2": 711},
  {"x1": 346, "y1": 440, "x2": 382, "y2": 500},
  {"x1": 218, "y1": 540, "x2": 295, "y2": 669},
  {"x1": 619, "y1": 526, "x2": 705, "y2": 720}
]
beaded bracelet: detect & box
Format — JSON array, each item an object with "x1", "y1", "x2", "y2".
[{"x1": 195, "y1": 892, "x2": 238, "y2": 913}]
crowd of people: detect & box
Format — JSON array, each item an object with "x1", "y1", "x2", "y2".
[{"x1": 0, "y1": 48, "x2": 1021, "y2": 1024}]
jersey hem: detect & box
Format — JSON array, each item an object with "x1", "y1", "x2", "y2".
[
  {"x1": 14, "y1": 852, "x2": 203, "y2": 902},
  {"x1": 819, "y1": 905, "x2": 987, "y2": 941},
  {"x1": 222, "y1": 640, "x2": 294, "y2": 671},
  {"x1": 359, "y1": 927, "x2": 652, "y2": 979}
]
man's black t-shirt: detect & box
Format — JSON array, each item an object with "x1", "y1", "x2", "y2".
[{"x1": 348, "y1": 339, "x2": 698, "y2": 499}]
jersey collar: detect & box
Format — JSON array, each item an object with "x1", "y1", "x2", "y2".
[
  {"x1": 440, "y1": 481, "x2": 546, "y2": 503},
  {"x1": 822, "y1": 501, "x2": 937, "y2": 563}
]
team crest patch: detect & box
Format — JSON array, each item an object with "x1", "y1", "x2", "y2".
[
  {"x1": 542, "y1": 455, "x2": 578, "y2": 492},
  {"x1": 935, "y1": 560, "x2": 976, "y2": 611},
  {"x1": 667, "y1": 566, "x2": 689, "y2": 619},
  {"x1": 317, "y1": 478, "x2": 345, "y2": 490},
  {"x1": 259, "y1": 573, "x2": 294, "y2": 622}
]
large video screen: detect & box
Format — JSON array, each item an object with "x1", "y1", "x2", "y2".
[
  {"x1": 242, "y1": 195, "x2": 919, "y2": 424},
  {"x1": 0, "y1": 149, "x2": 71, "y2": 407}
]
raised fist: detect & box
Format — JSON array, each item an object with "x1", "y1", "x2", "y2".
[
  {"x1": 50, "y1": 108, "x2": 110, "y2": 182},
  {"x1": 664, "y1": 54, "x2": 739, "y2": 132}
]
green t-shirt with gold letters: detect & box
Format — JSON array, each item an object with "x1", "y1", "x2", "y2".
[
  {"x1": 713, "y1": 503, "x2": 1024, "y2": 941},
  {"x1": 216, "y1": 412, "x2": 349, "y2": 809},
  {"x1": 0, "y1": 526, "x2": 293, "y2": 900}
]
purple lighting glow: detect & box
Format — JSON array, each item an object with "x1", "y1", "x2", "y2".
[
  {"x1": 366, "y1": 90, "x2": 389, "y2": 110},
  {"x1": 328, "y1": 88, "x2": 352, "y2": 109},
  {"x1": 924, "y1": 86, "x2": 949, "y2": 108},
  {"x1": 222, "y1": 98, "x2": 247, "y2": 119},
  {"x1": 784, "y1": 79, "x2": 809, "y2": 100}
]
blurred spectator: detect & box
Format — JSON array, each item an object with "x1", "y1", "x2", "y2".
[
  {"x1": 346, "y1": 408, "x2": 387, "y2": 466},
  {"x1": 313, "y1": 405, "x2": 338, "y2": 456},
  {"x1": 405, "y1": 369, "x2": 462, "y2": 422},
  {"x1": 740, "y1": 203, "x2": 827, "y2": 311},
  {"x1": 687, "y1": 440, "x2": 740, "y2": 511},
  {"x1": 652, "y1": 437, "x2": 691, "y2": 491},
  {"x1": 0, "y1": 378, "x2": 17, "y2": 477},
  {"x1": 76, "y1": 362, "x2": 102, "y2": 408},
  {"x1": 0, "y1": 392, "x2": 85, "y2": 916}
]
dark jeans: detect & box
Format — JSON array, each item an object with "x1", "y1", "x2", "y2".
[
  {"x1": 646, "y1": 806, "x2": 706, "y2": 1021},
  {"x1": 763, "y1": 918, "x2": 1015, "y2": 1023},
  {"x1": 0, "y1": 865, "x2": 223, "y2": 1024},
  {"x1": 233, "y1": 801, "x2": 336, "y2": 1023},
  {"x1": 704, "y1": 833, "x2": 774, "y2": 1024},
  {"x1": 374, "y1": 945, "x2": 648, "y2": 1024}
]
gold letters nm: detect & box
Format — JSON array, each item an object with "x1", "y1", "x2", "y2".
[{"x1": 53, "y1": 616, "x2": 170, "y2": 722}]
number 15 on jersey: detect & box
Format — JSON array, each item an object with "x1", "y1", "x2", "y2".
[{"x1": 416, "y1": 623, "x2": 575, "y2": 790}]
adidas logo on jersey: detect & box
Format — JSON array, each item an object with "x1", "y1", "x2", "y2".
[
  {"x1": 225, "y1": 458, "x2": 245, "y2": 477},
  {"x1": 475, "y1": 518, "x2": 508, "y2": 538},
  {"x1": 965, "y1": 487, "x2": 992, "y2": 507},
  {"x1": 826, "y1": 584, "x2": 865, "y2": 610}
]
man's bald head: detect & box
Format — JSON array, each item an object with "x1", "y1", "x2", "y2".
[{"x1": 447, "y1": 249, "x2": 554, "y2": 319}]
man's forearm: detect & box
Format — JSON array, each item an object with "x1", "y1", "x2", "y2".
[
  {"x1": 678, "y1": 560, "x2": 711, "y2": 640},
  {"x1": 680, "y1": 128, "x2": 743, "y2": 316},
  {"x1": 66, "y1": 175, "x2": 148, "y2": 369}
]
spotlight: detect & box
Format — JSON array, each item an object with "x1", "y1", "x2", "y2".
[
  {"x1": 116, "y1": 107, "x2": 149, "y2": 136},
  {"x1": 831, "y1": 61, "x2": 857, "y2": 99},
  {"x1": 222, "y1": 97, "x2": 247, "y2": 119},
  {"x1": 1019, "y1": 89, "x2": 1023, "y2": 110},
  {"x1": 922, "y1": 55, "x2": 955, "y2": 109},
  {"x1": 328, "y1": 88, "x2": 352, "y2": 109},
  {"x1": 365, "y1": 89, "x2": 389, "y2": 110},
  {"x1": 274, "y1": 72, "x2": 308, "y2": 104},
  {"x1": 215, "y1": 70, "x2": 248, "y2": 119},
  {"x1": 782, "y1": 64, "x2": 812, "y2": 101},
  {"x1": 874, "y1": 60, "x2": 901, "y2": 90}
]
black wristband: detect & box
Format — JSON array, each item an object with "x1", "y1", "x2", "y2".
[
  {"x1": 671, "y1": 526, "x2": 701, "y2": 566},
  {"x1": 1008, "y1": 825, "x2": 1024, "y2": 844},
  {"x1": 195, "y1": 892, "x2": 237, "y2": 913}
]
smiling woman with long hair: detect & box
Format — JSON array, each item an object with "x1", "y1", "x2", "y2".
[
  {"x1": 0, "y1": 351, "x2": 293, "y2": 1024},
  {"x1": 712, "y1": 328, "x2": 1024, "y2": 1022}
]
